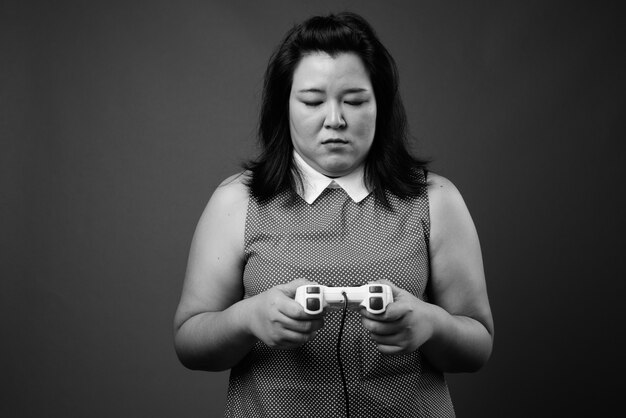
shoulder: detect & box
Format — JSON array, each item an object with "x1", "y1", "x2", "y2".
[
  {"x1": 208, "y1": 171, "x2": 251, "y2": 210},
  {"x1": 426, "y1": 172, "x2": 476, "y2": 249},
  {"x1": 198, "y1": 172, "x2": 250, "y2": 233},
  {"x1": 191, "y1": 172, "x2": 251, "y2": 258},
  {"x1": 216, "y1": 171, "x2": 251, "y2": 197},
  {"x1": 427, "y1": 172, "x2": 464, "y2": 211}
]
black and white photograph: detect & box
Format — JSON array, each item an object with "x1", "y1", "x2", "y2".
[{"x1": 3, "y1": 1, "x2": 623, "y2": 417}]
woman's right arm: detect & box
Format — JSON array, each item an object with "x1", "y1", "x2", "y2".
[{"x1": 173, "y1": 175, "x2": 322, "y2": 371}]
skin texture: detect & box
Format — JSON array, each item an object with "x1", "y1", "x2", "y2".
[
  {"x1": 289, "y1": 52, "x2": 377, "y2": 177},
  {"x1": 360, "y1": 173, "x2": 494, "y2": 371},
  {"x1": 173, "y1": 53, "x2": 493, "y2": 373},
  {"x1": 174, "y1": 174, "x2": 324, "y2": 371}
]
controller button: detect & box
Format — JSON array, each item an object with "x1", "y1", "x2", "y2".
[
  {"x1": 369, "y1": 285, "x2": 383, "y2": 293},
  {"x1": 306, "y1": 287, "x2": 321, "y2": 294},
  {"x1": 369, "y1": 297, "x2": 383, "y2": 311},
  {"x1": 306, "y1": 298, "x2": 320, "y2": 312}
]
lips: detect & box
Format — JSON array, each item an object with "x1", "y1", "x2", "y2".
[{"x1": 322, "y1": 138, "x2": 349, "y2": 144}]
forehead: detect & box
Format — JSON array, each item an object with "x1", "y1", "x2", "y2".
[{"x1": 291, "y1": 52, "x2": 372, "y2": 90}]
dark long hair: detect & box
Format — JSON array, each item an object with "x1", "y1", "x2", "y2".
[{"x1": 244, "y1": 12, "x2": 427, "y2": 208}]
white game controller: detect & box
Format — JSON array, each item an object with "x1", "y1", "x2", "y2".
[{"x1": 295, "y1": 284, "x2": 393, "y2": 315}]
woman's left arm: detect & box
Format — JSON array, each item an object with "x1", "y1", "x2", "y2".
[{"x1": 361, "y1": 173, "x2": 494, "y2": 372}]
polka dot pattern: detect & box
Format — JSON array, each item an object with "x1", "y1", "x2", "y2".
[{"x1": 225, "y1": 170, "x2": 455, "y2": 417}]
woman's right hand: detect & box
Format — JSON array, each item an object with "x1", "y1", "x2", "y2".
[{"x1": 247, "y1": 278, "x2": 325, "y2": 349}]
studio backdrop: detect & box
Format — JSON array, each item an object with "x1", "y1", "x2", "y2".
[{"x1": 3, "y1": 1, "x2": 623, "y2": 417}]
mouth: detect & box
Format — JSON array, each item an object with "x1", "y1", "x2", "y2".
[{"x1": 321, "y1": 138, "x2": 349, "y2": 144}]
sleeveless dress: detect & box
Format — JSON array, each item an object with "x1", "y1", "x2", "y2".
[{"x1": 225, "y1": 171, "x2": 455, "y2": 417}]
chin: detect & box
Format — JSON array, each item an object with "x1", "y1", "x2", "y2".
[{"x1": 321, "y1": 164, "x2": 354, "y2": 177}]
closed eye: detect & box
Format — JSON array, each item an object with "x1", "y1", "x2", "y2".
[
  {"x1": 344, "y1": 100, "x2": 366, "y2": 106},
  {"x1": 302, "y1": 101, "x2": 323, "y2": 107}
]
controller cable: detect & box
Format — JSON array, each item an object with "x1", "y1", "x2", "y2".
[{"x1": 337, "y1": 291, "x2": 351, "y2": 418}]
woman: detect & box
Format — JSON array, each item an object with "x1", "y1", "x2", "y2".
[{"x1": 174, "y1": 12, "x2": 493, "y2": 417}]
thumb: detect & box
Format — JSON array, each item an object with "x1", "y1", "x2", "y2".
[{"x1": 277, "y1": 277, "x2": 315, "y2": 297}]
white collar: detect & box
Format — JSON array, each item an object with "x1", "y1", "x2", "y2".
[{"x1": 293, "y1": 151, "x2": 371, "y2": 204}]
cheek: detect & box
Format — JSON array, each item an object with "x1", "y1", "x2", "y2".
[
  {"x1": 290, "y1": 109, "x2": 320, "y2": 138},
  {"x1": 351, "y1": 109, "x2": 377, "y2": 141}
]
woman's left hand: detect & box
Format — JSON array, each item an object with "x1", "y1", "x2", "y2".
[{"x1": 360, "y1": 280, "x2": 437, "y2": 355}]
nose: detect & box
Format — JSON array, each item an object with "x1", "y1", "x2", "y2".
[{"x1": 324, "y1": 102, "x2": 346, "y2": 129}]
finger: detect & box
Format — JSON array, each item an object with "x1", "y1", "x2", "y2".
[
  {"x1": 281, "y1": 316, "x2": 325, "y2": 334},
  {"x1": 360, "y1": 305, "x2": 405, "y2": 322},
  {"x1": 280, "y1": 296, "x2": 325, "y2": 320},
  {"x1": 382, "y1": 301, "x2": 410, "y2": 321},
  {"x1": 374, "y1": 343, "x2": 405, "y2": 355},
  {"x1": 271, "y1": 329, "x2": 314, "y2": 349},
  {"x1": 369, "y1": 332, "x2": 404, "y2": 346},
  {"x1": 369, "y1": 279, "x2": 409, "y2": 302},
  {"x1": 361, "y1": 317, "x2": 400, "y2": 336},
  {"x1": 273, "y1": 302, "x2": 325, "y2": 329},
  {"x1": 277, "y1": 277, "x2": 317, "y2": 297}
]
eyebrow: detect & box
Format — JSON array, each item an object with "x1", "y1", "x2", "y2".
[{"x1": 296, "y1": 87, "x2": 369, "y2": 94}]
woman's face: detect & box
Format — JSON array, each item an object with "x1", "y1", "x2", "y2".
[{"x1": 289, "y1": 52, "x2": 377, "y2": 177}]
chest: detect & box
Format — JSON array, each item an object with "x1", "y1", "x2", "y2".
[{"x1": 243, "y1": 190, "x2": 430, "y2": 299}]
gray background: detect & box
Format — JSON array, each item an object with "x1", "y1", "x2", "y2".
[{"x1": 3, "y1": 0, "x2": 623, "y2": 416}]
